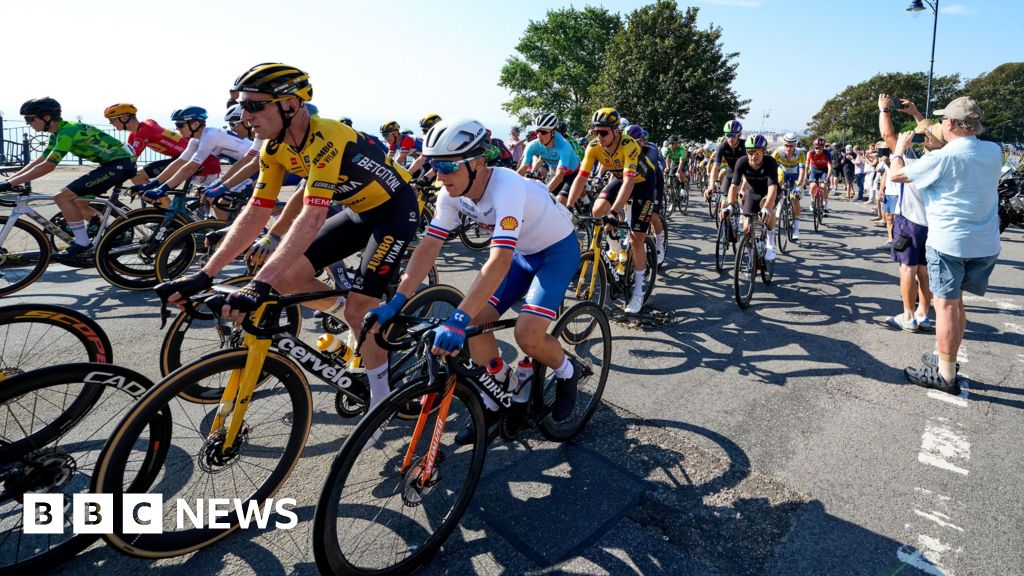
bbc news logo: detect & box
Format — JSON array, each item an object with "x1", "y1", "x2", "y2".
[{"x1": 23, "y1": 494, "x2": 298, "y2": 534}]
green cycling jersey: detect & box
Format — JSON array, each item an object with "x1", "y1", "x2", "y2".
[
  {"x1": 42, "y1": 120, "x2": 133, "y2": 165},
  {"x1": 662, "y1": 145, "x2": 686, "y2": 164}
]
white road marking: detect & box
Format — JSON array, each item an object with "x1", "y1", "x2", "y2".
[
  {"x1": 917, "y1": 417, "x2": 970, "y2": 476},
  {"x1": 928, "y1": 377, "x2": 969, "y2": 407},
  {"x1": 897, "y1": 544, "x2": 952, "y2": 576},
  {"x1": 914, "y1": 509, "x2": 965, "y2": 532}
]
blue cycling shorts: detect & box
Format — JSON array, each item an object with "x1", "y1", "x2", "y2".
[
  {"x1": 488, "y1": 232, "x2": 581, "y2": 321},
  {"x1": 809, "y1": 168, "x2": 829, "y2": 183}
]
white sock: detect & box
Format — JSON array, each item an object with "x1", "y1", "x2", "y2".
[
  {"x1": 553, "y1": 354, "x2": 574, "y2": 379},
  {"x1": 326, "y1": 295, "x2": 346, "y2": 318},
  {"x1": 633, "y1": 271, "x2": 645, "y2": 296},
  {"x1": 367, "y1": 363, "x2": 390, "y2": 409},
  {"x1": 68, "y1": 220, "x2": 89, "y2": 246},
  {"x1": 766, "y1": 229, "x2": 776, "y2": 245},
  {"x1": 824, "y1": 200, "x2": 830, "y2": 209},
  {"x1": 655, "y1": 233, "x2": 664, "y2": 250},
  {"x1": 793, "y1": 220, "x2": 800, "y2": 232}
]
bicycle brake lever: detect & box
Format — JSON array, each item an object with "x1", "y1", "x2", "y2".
[{"x1": 159, "y1": 301, "x2": 170, "y2": 330}]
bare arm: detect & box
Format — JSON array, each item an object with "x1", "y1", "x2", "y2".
[
  {"x1": 219, "y1": 156, "x2": 260, "y2": 188},
  {"x1": 163, "y1": 161, "x2": 202, "y2": 189},
  {"x1": 255, "y1": 204, "x2": 329, "y2": 287},
  {"x1": 394, "y1": 235, "x2": 444, "y2": 298},
  {"x1": 266, "y1": 190, "x2": 305, "y2": 236},
  {"x1": 6, "y1": 158, "x2": 55, "y2": 185},
  {"x1": 202, "y1": 204, "x2": 274, "y2": 276}
]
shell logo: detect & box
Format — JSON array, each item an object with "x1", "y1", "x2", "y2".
[{"x1": 499, "y1": 216, "x2": 519, "y2": 231}]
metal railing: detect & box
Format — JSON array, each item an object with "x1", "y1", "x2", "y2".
[{"x1": 1, "y1": 117, "x2": 168, "y2": 167}]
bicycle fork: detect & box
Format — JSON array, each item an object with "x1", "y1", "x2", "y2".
[
  {"x1": 401, "y1": 375, "x2": 457, "y2": 488},
  {"x1": 210, "y1": 305, "x2": 273, "y2": 450}
]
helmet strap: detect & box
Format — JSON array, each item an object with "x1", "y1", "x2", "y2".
[
  {"x1": 42, "y1": 114, "x2": 56, "y2": 132},
  {"x1": 274, "y1": 101, "x2": 301, "y2": 146}
]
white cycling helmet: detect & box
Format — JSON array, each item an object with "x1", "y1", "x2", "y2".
[
  {"x1": 225, "y1": 104, "x2": 243, "y2": 124},
  {"x1": 783, "y1": 131, "x2": 798, "y2": 144},
  {"x1": 619, "y1": 117, "x2": 630, "y2": 129},
  {"x1": 422, "y1": 117, "x2": 489, "y2": 157},
  {"x1": 704, "y1": 142, "x2": 716, "y2": 153},
  {"x1": 534, "y1": 112, "x2": 558, "y2": 130}
]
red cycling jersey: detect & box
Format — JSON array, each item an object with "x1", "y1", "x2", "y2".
[
  {"x1": 129, "y1": 119, "x2": 221, "y2": 176},
  {"x1": 807, "y1": 149, "x2": 831, "y2": 170},
  {"x1": 388, "y1": 135, "x2": 417, "y2": 153}
]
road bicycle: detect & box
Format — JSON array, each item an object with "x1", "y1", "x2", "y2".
[
  {"x1": 91, "y1": 283, "x2": 463, "y2": 558},
  {"x1": 664, "y1": 170, "x2": 688, "y2": 218},
  {"x1": 312, "y1": 301, "x2": 611, "y2": 575},
  {"x1": 775, "y1": 181, "x2": 799, "y2": 254},
  {"x1": 0, "y1": 183, "x2": 136, "y2": 297},
  {"x1": 714, "y1": 201, "x2": 740, "y2": 273},
  {"x1": 0, "y1": 303, "x2": 113, "y2": 379},
  {"x1": 808, "y1": 176, "x2": 826, "y2": 232},
  {"x1": 733, "y1": 210, "x2": 775, "y2": 309},
  {"x1": 566, "y1": 215, "x2": 658, "y2": 312}
]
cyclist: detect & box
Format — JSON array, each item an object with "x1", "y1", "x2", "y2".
[
  {"x1": 156, "y1": 63, "x2": 419, "y2": 412},
  {"x1": 705, "y1": 120, "x2": 746, "y2": 201},
  {"x1": 565, "y1": 107, "x2": 658, "y2": 314},
  {"x1": 407, "y1": 114, "x2": 441, "y2": 179},
  {"x1": 368, "y1": 118, "x2": 582, "y2": 435},
  {"x1": 380, "y1": 121, "x2": 421, "y2": 166},
  {"x1": 135, "y1": 106, "x2": 251, "y2": 200},
  {"x1": 721, "y1": 134, "x2": 779, "y2": 261},
  {"x1": 517, "y1": 112, "x2": 580, "y2": 200},
  {"x1": 806, "y1": 137, "x2": 833, "y2": 216},
  {"x1": 627, "y1": 125, "x2": 668, "y2": 265},
  {"x1": 662, "y1": 135, "x2": 687, "y2": 187},
  {"x1": 103, "y1": 103, "x2": 220, "y2": 187},
  {"x1": 771, "y1": 132, "x2": 807, "y2": 239},
  {"x1": 0, "y1": 97, "x2": 136, "y2": 256}
]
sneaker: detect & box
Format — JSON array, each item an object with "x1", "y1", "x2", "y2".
[
  {"x1": 656, "y1": 243, "x2": 666, "y2": 266},
  {"x1": 764, "y1": 245, "x2": 777, "y2": 262},
  {"x1": 914, "y1": 315, "x2": 933, "y2": 331},
  {"x1": 921, "y1": 353, "x2": 960, "y2": 372},
  {"x1": 61, "y1": 243, "x2": 93, "y2": 257},
  {"x1": 624, "y1": 292, "x2": 644, "y2": 314},
  {"x1": 878, "y1": 241, "x2": 893, "y2": 251},
  {"x1": 455, "y1": 408, "x2": 502, "y2": 446},
  {"x1": 553, "y1": 356, "x2": 582, "y2": 422},
  {"x1": 904, "y1": 365, "x2": 961, "y2": 396},
  {"x1": 886, "y1": 314, "x2": 919, "y2": 332}
]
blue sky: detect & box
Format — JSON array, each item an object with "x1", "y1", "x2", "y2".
[{"x1": 0, "y1": 0, "x2": 1014, "y2": 139}]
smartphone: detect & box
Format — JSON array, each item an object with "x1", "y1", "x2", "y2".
[
  {"x1": 887, "y1": 99, "x2": 903, "y2": 113},
  {"x1": 911, "y1": 133, "x2": 925, "y2": 143}
]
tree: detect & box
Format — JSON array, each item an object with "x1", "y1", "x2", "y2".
[
  {"x1": 499, "y1": 6, "x2": 622, "y2": 132},
  {"x1": 963, "y1": 62, "x2": 1024, "y2": 143},
  {"x1": 806, "y1": 72, "x2": 960, "y2": 145},
  {"x1": 589, "y1": 1, "x2": 748, "y2": 143}
]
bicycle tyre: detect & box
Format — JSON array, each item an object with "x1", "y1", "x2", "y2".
[
  {"x1": 664, "y1": 179, "x2": 677, "y2": 219},
  {"x1": 0, "y1": 216, "x2": 51, "y2": 298},
  {"x1": 154, "y1": 219, "x2": 226, "y2": 282},
  {"x1": 94, "y1": 211, "x2": 191, "y2": 290},
  {"x1": 733, "y1": 235, "x2": 755, "y2": 309},
  {"x1": 714, "y1": 219, "x2": 730, "y2": 273},
  {"x1": 0, "y1": 363, "x2": 168, "y2": 574},
  {"x1": 537, "y1": 302, "x2": 610, "y2": 441},
  {"x1": 93, "y1": 348, "x2": 312, "y2": 558},
  {"x1": 0, "y1": 303, "x2": 113, "y2": 379},
  {"x1": 313, "y1": 378, "x2": 487, "y2": 576},
  {"x1": 777, "y1": 204, "x2": 790, "y2": 254},
  {"x1": 391, "y1": 284, "x2": 465, "y2": 386},
  {"x1": 564, "y1": 249, "x2": 608, "y2": 313},
  {"x1": 679, "y1": 184, "x2": 689, "y2": 215},
  {"x1": 457, "y1": 215, "x2": 492, "y2": 252}
]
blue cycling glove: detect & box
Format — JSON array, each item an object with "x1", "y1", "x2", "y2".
[
  {"x1": 433, "y1": 308, "x2": 471, "y2": 354},
  {"x1": 133, "y1": 178, "x2": 161, "y2": 193},
  {"x1": 204, "y1": 182, "x2": 229, "y2": 199},
  {"x1": 144, "y1": 183, "x2": 169, "y2": 200},
  {"x1": 368, "y1": 292, "x2": 408, "y2": 330}
]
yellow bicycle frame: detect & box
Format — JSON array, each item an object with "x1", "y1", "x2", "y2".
[{"x1": 209, "y1": 302, "x2": 274, "y2": 450}]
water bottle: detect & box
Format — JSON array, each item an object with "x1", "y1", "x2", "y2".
[
  {"x1": 512, "y1": 357, "x2": 534, "y2": 404},
  {"x1": 487, "y1": 357, "x2": 517, "y2": 395},
  {"x1": 316, "y1": 333, "x2": 354, "y2": 364},
  {"x1": 607, "y1": 249, "x2": 619, "y2": 266},
  {"x1": 616, "y1": 252, "x2": 628, "y2": 275}
]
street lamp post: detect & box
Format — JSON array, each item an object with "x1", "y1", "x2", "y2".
[{"x1": 907, "y1": 0, "x2": 939, "y2": 117}]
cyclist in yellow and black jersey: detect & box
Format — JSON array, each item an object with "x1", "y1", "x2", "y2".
[
  {"x1": 771, "y1": 131, "x2": 806, "y2": 239},
  {"x1": 565, "y1": 107, "x2": 657, "y2": 314},
  {"x1": 156, "y1": 63, "x2": 418, "y2": 412}
]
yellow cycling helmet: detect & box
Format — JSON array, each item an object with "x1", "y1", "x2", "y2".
[
  {"x1": 419, "y1": 114, "x2": 442, "y2": 133},
  {"x1": 380, "y1": 121, "x2": 401, "y2": 136},
  {"x1": 233, "y1": 63, "x2": 313, "y2": 102},
  {"x1": 104, "y1": 103, "x2": 138, "y2": 118},
  {"x1": 591, "y1": 107, "x2": 621, "y2": 128}
]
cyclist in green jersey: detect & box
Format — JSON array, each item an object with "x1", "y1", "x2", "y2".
[
  {"x1": 662, "y1": 136, "x2": 687, "y2": 185},
  {"x1": 0, "y1": 97, "x2": 136, "y2": 256}
]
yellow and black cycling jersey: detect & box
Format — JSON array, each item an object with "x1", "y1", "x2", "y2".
[
  {"x1": 578, "y1": 135, "x2": 654, "y2": 183},
  {"x1": 252, "y1": 116, "x2": 412, "y2": 213},
  {"x1": 772, "y1": 147, "x2": 807, "y2": 173}
]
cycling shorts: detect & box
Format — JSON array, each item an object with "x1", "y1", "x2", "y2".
[
  {"x1": 554, "y1": 169, "x2": 579, "y2": 198},
  {"x1": 487, "y1": 232, "x2": 581, "y2": 321},
  {"x1": 143, "y1": 158, "x2": 173, "y2": 178},
  {"x1": 742, "y1": 191, "x2": 769, "y2": 218},
  {"x1": 781, "y1": 171, "x2": 799, "y2": 190},
  {"x1": 809, "y1": 168, "x2": 829, "y2": 183},
  {"x1": 598, "y1": 176, "x2": 656, "y2": 233},
  {"x1": 66, "y1": 158, "x2": 137, "y2": 197},
  {"x1": 304, "y1": 183, "x2": 419, "y2": 298}
]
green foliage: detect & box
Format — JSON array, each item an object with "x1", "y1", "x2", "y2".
[
  {"x1": 963, "y1": 62, "x2": 1024, "y2": 143},
  {"x1": 589, "y1": 0, "x2": 748, "y2": 143},
  {"x1": 498, "y1": 6, "x2": 622, "y2": 133},
  {"x1": 807, "y1": 71, "x2": 960, "y2": 144}
]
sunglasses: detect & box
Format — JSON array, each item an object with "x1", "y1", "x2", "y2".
[
  {"x1": 593, "y1": 129, "x2": 612, "y2": 137},
  {"x1": 432, "y1": 154, "x2": 483, "y2": 175},
  {"x1": 726, "y1": 133, "x2": 739, "y2": 139},
  {"x1": 174, "y1": 122, "x2": 190, "y2": 129},
  {"x1": 23, "y1": 116, "x2": 38, "y2": 122},
  {"x1": 746, "y1": 149, "x2": 764, "y2": 157},
  {"x1": 238, "y1": 96, "x2": 291, "y2": 113},
  {"x1": 536, "y1": 129, "x2": 551, "y2": 135},
  {"x1": 784, "y1": 143, "x2": 795, "y2": 147}
]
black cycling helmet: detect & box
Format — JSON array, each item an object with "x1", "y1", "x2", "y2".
[
  {"x1": 556, "y1": 120, "x2": 568, "y2": 135},
  {"x1": 21, "y1": 97, "x2": 61, "y2": 118}
]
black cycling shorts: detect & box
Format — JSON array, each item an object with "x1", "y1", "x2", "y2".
[
  {"x1": 742, "y1": 191, "x2": 769, "y2": 216},
  {"x1": 304, "y1": 184, "x2": 419, "y2": 299},
  {"x1": 65, "y1": 158, "x2": 137, "y2": 197},
  {"x1": 143, "y1": 158, "x2": 174, "y2": 178},
  {"x1": 598, "y1": 176, "x2": 656, "y2": 233},
  {"x1": 554, "y1": 169, "x2": 579, "y2": 197}
]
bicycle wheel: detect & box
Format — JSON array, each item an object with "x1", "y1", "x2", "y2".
[
  {"x1": 564, "y1": 250, "x2": 608, "y2": 313},
  {"x1": 0, "y1": 363, "x2": 168, "y2": 573},
  {"x1": 154, "y1": 219, "x2": 228, "y2": 282},
  {"x1": 733, "y1": 235, "x2": 755, "y2": 309},
  {"x1": 624, "y1": 236, "x2": 658, "y2": 305},
  {"x1": 813, "y1": 194, "x2": 822, "y2": 232},
  {"x1": 537, "y1": 302, "x2": 610, "y2": 441},
  {"x1": 777, "y1": 204, "x2": 790, "y2": 254},
  {"x1": 93, "y1": 348, "x2": 312, "y2": 558},
  {"x1": 663, "y1": 180, "x2": 677, "y2": 219},
  {"x1": 457, "y1": 215, "x2": 492, "y2": 252},
  {"x1": 0, "y1": 216, "x2": 51, "y2": 298},
  {"x1": 313, "y1": 378, "x2": 487, "y2": 576},
  {"x1": 761, "y1": 241, "x2": 776, "y2": 286},
  {"x1": 391, "y1": 285, "x2": 465, "y2": 388},
  {"x1": 714, "y1": 218, "x2": 730, "y2": 273},
  {"x1": 679, "y1": 184, "x2": 689, "y2": 215},
  {"x1": 159, "y1": 275, "x2": 303, "y2": 383},
  {"x1": 0, "y1": 304, "x2": 113, "y2": 379},
  {"x1": 94, "y1": 211, "x2": 189, "y2": 290}
]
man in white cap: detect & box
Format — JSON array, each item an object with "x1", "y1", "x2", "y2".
[{"x1": 889, "y1": 96, "x2": 1002, "y2": 395}]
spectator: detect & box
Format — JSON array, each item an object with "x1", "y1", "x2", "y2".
[
  {"x1": 890, "y1": 96, "x2": 1002, "y2": 395},
  {"x1": 842, "y1": 145, "x2": 857, "y2": 198},
  {"x1": 508, "y1": 126, "x2": 526, "y2": 166},
  {"x1": 830, "y1": 142, "x2": 843, "y2": 192},
  {"x1": 862, "y1": 145, "x2": 878, "y2": 204},
  {"x1": 853, "y1": 146, "x2": 866, "y2": 200}
]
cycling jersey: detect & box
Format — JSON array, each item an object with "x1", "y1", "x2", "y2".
[
  {"x1": 388, "y1": 134, "x2": 421, "y2": 153},
  {"x1": 579, "y1": 135, "x2": 653, "y2": 183},
  {"x1": 808, "y1": 149, "x2": 831, "y2": 170},
  {"x1": 130, "y1": 119, "x2": 220, "y2": 176},
  {"x1": 522, "y1": 133, "x2": 580, "y2": 174},
  {"x1": 426, "y1": 167, "x2": 574, "y2": 255},
  {"x1": 42, "y1": 120, "x2": 133, "y2": 165},
  {"x1": 252, "y1": 116, "x2": 413, "y2": 213},
  {"x1": 713, "y1": 140, "x2": 746, "y2": 170},
  {"x1": 662, "y1": 145, "x2": 686, "y2": 165},
  {"x1": 772, "y1": 147, "x2": 807, "y2": 174},
  {"x1": 181, "y1": 127, "x2": 250, "y2": 166},
  {"x1": 731, "y1": 155, "x2": 780, "y2": 198}
]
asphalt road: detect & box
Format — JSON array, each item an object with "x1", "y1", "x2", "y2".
[{"x1": 7, "y1": 167, "x2": 1024, "y2": 575}]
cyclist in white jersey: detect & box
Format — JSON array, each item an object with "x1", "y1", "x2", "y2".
[{"x1": 369, "y1": 118, "x2": 584, "y2": 433}]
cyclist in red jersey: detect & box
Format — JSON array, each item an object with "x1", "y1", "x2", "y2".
[
  {"x1": 103, "y1": 103, "x2": 220, "y2": 186},
  {"x1": 805, "y1": 137, "x2": 833, "y2": 215}
]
